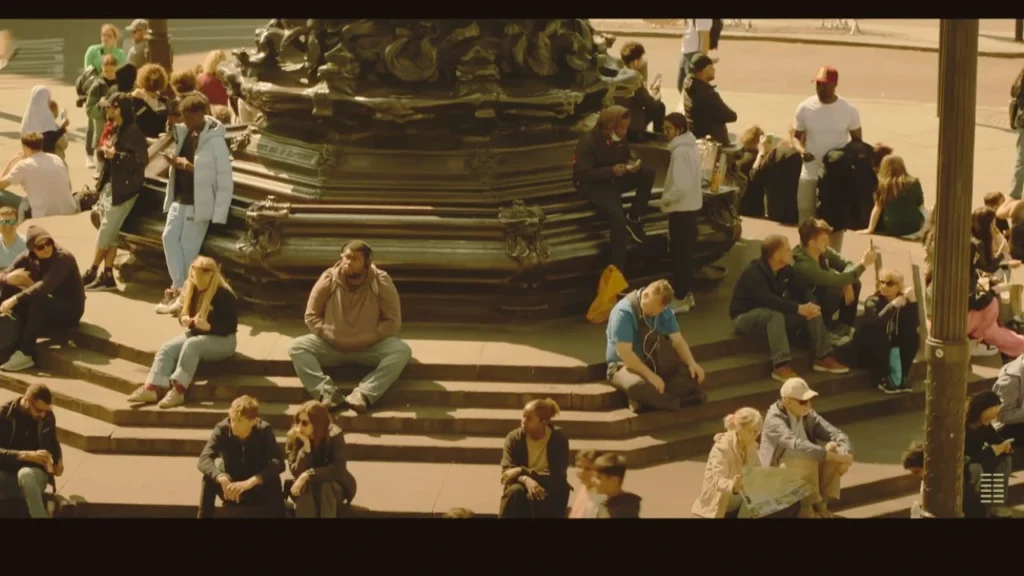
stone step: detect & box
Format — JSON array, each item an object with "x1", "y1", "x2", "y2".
[
  {"x1": 840, "y1": 472, "x2": 1024, "y2": 519},
  {"x1": 37, "y1": 344, "x2": 812, "y2": 409}
]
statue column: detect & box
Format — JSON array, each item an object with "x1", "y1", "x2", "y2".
[
  {"x1": 922, "y1": 18, "x2": 978, "y2": 519},
  {"x1": 147, "y1": 18, "x2": 173, "y2": 71}
]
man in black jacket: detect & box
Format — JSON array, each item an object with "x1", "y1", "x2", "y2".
[
  {"x1": 0, "y1": 225, "x2": 86, "y2": 372},
  {"x1": 618, "y1": 41, "x2": 665, "y2": 143},
  {"x1": 683, "y1": 54, "x2": 737, "y2": 145},
  {"x1": 83, "y1": 92, "x2": 149, "y2": 292},
  {"x1": 573, "y1": 105, "x2": 655, "y2": 274},
  {"x1": 0, "y1": 383, "x2": 62, "y2": 518},
  {"x1": 196, "y1": 395, "x2": 286, "y2": 518},
  {"x1": 729, "y1": 234, "x2": 849, "y2": 382}
]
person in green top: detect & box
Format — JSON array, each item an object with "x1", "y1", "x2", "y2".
[
  {"x1": 83, "y1": 23, "x2": 126, "y2": 73},
  {"x1": 857, "y1": 155, "x2": 925, "y2": 238},
  {"x1": 792, "y1": 217, "x2": 878, "y2": 345}
]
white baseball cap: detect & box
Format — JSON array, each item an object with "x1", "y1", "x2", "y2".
[{"x1": 780, "y1": 378, "x2": 818, "y2": 401}]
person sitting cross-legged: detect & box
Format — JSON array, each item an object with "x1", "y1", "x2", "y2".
[
  {"x1": 499, "y1": 398, "x2": 571, "y2": 519},
  {"x1": 730, "y1": 234, "x2": 849, "y2": 382},
  {"x1": 606, "y1": 279, "x2": 706, "y2": 412},
  {"x1": 287, "y1": 240, "x2": 411, "y2": 412},
  {"x1": 196, "y1": 395, "x2": 286, "y2": 518},
  {"x1": 285, "y1": 400, "x2": 357, "y2": 518},
  {"x1": 760, "y1": 378, "x2": 853, "y2": 518},
  {"x1": 0, "y1": 384, "x2": 63, "y2": 518},
  {"x1": 855, "y1": 269, "x2": 920, "y2": 394},
  {"x1": 127, "y1": 256, "x2": 238, "y2": 409},
  {"x1": 792, "y1": 217, "x2": 877, "y2": 345}
]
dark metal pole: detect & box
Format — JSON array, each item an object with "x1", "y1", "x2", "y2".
[
  {"x1": 937, "y1": 22, "x2": 949, "y2": 118},
  {"x1": 147, "y1": 18, "x2": 173, "y2": 71},
  {"x1": 923, "y1": 18, "x2": 978, "y2": 519},
  {"x1": 1016, "y1": 19, "x2": 1023, "y2": 42}
]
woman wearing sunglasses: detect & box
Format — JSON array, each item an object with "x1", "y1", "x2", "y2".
[
  {"x1": 126, "y1": 256, "x2": 238, "y2": 409},
  {"x1": 855, "y1": 269, "x2": 920, "y2": 395},
  {"x1": 285, "y1": 400, "x2": 357, "y2": 518}
]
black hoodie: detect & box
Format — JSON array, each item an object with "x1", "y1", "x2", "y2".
[
  {"x1": 683, "y1": 75, "x2": 737, "y2": 145},
  {"x1": 0, "y1": 225, "x2": 86, "y2": 319},
  {"x1": 729, "y1": 258, "x2": 811, "y2": 319},
  {"x1": 572, "y1": 106, "x2": 633, "y2": 190}
]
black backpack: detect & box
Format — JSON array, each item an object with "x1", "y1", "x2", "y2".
[{"x1": 74, "y1": 67, "x2": 99, "y2": 108}]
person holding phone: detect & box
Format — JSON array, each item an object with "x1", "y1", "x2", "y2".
[
  {"x1": 964, "y1": 391, "x2": 1015, "y2": 517},
  {"x1": 0, "y1": 383, "x2": 63, "y2": 518},
  {"x1": 617, "y1": 41, "x2": 665, "y2": 143}
]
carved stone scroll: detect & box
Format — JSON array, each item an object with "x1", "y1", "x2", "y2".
[
  {"x1": 498, "y1": 199, "x2": 549, "y2": 267},
  {"x1": 237, "y1": 195, "x2": 293, "y2": 262}
]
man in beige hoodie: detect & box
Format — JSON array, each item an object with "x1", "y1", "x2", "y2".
[{"x1": 288, "y1": 240, "x2": 411, "y2": 413}]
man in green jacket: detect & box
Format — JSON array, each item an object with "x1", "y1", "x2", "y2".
[{"x1": 792, "y1": 218, "x2": 877, "y2": 345}]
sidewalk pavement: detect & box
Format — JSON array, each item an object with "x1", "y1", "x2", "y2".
[{"x1": 591, "y1": 19, "x2": 1024, "y2": 58}]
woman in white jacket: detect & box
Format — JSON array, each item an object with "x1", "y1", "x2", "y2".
[
  {"x1": 156, "y1": 92, "x2": 234, "y2": 315},
  {"x1": 659, "y1": 112, "x2": 703, "y2": 314},
  {"x1": 691, "y1": 407, "x2": 762, "y2": 518}
]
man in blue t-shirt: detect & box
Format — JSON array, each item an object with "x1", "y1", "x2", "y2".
[{"x1": 606, "y1": 279, "x2": 706, "y2": 412}]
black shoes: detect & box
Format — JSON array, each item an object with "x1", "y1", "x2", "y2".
[
  {"x1": 625, "y1": 216, "x2": 647, "y2": 244},
  {"x1": 85, "y1": 270, "x2": 117, "y2": 292}
]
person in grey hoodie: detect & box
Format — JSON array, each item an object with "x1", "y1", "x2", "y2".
[
  {"x1": 760, "y1": 377, "x2": 853, "y2": 518},
  {"x1": 154, "y1": 92, "x2": 234, "y2": 315},
  {"x1": 657, "y1": 112, "x2": 702, "y2": 314},
  {"x1": 288, "y1": 240, "x2": 412, "y2": 412},
  {"x1": 992, "y1": 354, "x2": 1024, "y2": 454}
]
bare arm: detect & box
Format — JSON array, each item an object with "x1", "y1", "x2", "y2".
[
  {"x1": 668, "y1": 332, "x2": 697, "y2": 368},
  {"x1": 849, "y1": 127, "x2": 863, "y2": 141},
  {"x1": 864, "y1": 203, "x2": 882, "y2": 233}
]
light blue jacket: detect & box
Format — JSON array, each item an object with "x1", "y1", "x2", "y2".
[{"x1": 165, "y1": 117, "x2": 233, "y2": 224}]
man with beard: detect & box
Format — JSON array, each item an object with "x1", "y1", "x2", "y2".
[
  {"x1": 0, "y1": 383, "x2": 63, "y2": 518},
  {"x1": 288, "y1": 240, "x2": 412, "y2": 412}
]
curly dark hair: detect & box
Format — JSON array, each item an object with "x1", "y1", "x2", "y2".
[{"x1": 136, "y1": 63, "x2": 169, "y2": 93}]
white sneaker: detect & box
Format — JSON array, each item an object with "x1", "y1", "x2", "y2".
[
  {"x1": 158, "y1": 387, "x2": 185, "y2": 409},
  {"x1": 155, "y1": 294, "x2": 183, "y2": 316},
  {"x1": 85, "y1": 157, "x2": 95, "y2": 170},
  {"x1": 126, "y1": 386, "x2": 158, "y2": 404},
  {"x1": 669, "y1": 297, "x2": 691, "y2": 314},
  {"x1": 1, "y1": 351, "x2": 34, "y2": 372},
  {"x1": 970, "y1": 340, "x2": 1000, "y2": 357}
]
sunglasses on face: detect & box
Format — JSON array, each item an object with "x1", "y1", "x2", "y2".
[
  {"x1": 192, "y1": 267, "x2": 216, "y2": 274},
  {"x1": 32, "y1": 239, "x2": 53, "y2": 250},
  {"x1": 297, "y1": 418, "x2": 311, "y2": 426},
  {"x1": 794, "y1": 399, "x2": 810, "y2": 406}
]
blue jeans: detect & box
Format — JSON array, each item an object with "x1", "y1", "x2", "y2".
[
  {"x1": 288, "y1": 334, "x2": 412, "y2": 405},
  {"x1": 147, "y1": 332, "x2": 237, "y2": 388},
  {"x1": 162, "y1": 203, "x2": 211, "y2": 290},
  {"x1": 1011, "y1": 128, "x2": 1024, "y2": 200}
]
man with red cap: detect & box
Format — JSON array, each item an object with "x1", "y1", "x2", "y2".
[{"x1": 791, "y1": 66, "x2": 863, "y2": 250}]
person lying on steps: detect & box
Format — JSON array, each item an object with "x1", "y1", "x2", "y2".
[{"x1": 126, "y1": 256, "x2": 238, "y2": 409}]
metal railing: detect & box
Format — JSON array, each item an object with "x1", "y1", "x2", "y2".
[{"x1": 820, "y1": 19, "x2": 862, "y2": 35}]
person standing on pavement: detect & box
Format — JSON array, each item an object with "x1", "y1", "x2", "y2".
[
  {"x1": 683, "y1": 53, "x2": 737, "y2": 145},
  {"x1": 131, "y1": 63, "x2": 170, "y2": 139},
  {"x1": 658, "y1": 112, "x2": 701, "y2": 314},
  {"x1": 82, "y1": 93, "x2": 149, "y2": 293},
  {"x1": 791, "y1": 66, "x2": 863, "y2": 246},
  {"x1": 0, "y1": 383, "x2": 63, "y2": 518},
  {"x1": 1009, "y1": 67, "x2": 1024, "y2": 200},
  {"x1": 677, "y1": 19, "x2": 712, "y2": 93},
  {"x1": 83, "y1": 23, "x2": 126, "y2": 74},
  {"x1": 124, "y1": 19, "x2": 150, "y2": 69},
  {"x1": 198, "y1": 50, "x2": 230, "y2": 107},
  {"x1": 154, "y1": 92, "x2": 233, "y2": 315},
  {"x1": 84, "y1": 55, "x2": 119, "y2": 170}
]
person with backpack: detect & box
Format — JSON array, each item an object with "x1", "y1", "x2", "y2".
[
  {"x1": 83, "y1": 55, "x2": 118, "y2": 170},
  {"x1": 1009, "y1": 67, "x2": 1024, "y2": 200}
]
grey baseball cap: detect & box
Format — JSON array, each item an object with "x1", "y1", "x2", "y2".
[{"x1": 126, "y1": 19, "x2": 149, "y2": 32}]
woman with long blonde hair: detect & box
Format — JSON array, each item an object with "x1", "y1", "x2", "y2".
[
  {"x1": 197, "y1": 49, "x2": 229, "y2": 107},
  {"x1": 285, "y1": 400, "x2": 358, "y2": 517},
  {"x1": 857, "y1": 155, "x2": 925, "y2": 237},
  {"x1": 127, "y1": 256, "x2": 239, "y2": 408},
  {"x1": 692, "y1": 407, "x2": 764, "y2": 518}
]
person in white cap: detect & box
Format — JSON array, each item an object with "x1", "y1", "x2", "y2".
[
  {"x1": 124, "y1": 19, "x2": 150, "y2": 69},
  {"x1": 759, "y1": 377, "x2": 853, "y2": 518}
]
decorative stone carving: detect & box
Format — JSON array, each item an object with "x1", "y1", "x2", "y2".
[
  {"x1": 498, "y1": 199, "x2": 549, "y2": 267},
  {"x1": 237, "y1": 196, "x2": 292, "y2": 262}
]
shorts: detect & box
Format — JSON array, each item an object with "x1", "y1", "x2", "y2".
[{"x1": 95, "y1": 183, "x2": 137, "y2": 249}]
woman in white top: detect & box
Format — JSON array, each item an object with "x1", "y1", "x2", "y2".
[
  {"x1": 692, "y1": 407, "x2": 762, "y2": 518},
  {"x1": 659, "y1": 112, "x2": 702, "y2": 314}
]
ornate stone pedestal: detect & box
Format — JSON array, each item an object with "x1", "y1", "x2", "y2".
[{"x1": 116, "y1": 19, "x2": 741, "y2": 320}]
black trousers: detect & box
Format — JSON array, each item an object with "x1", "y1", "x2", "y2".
[
  {"x1": 499, "y1": 477, "x2": 569, "y2": 519},
  {"x1": 0, "y1": 285, "x2": 82, "y2": 357},
  {"x1": 626, "y1": 102, "x2": 667, "y2": 142},
  {"x1": 607, "y1": 363, "x2": 704, "y2": 412},
  {"x1": 668, "y1": 210, "x2": 699, "y2": 297},
  {"x1": 198, "y1": 462, "x2": 286, "y2": 519},
  {"x1": 816, "y1": 281, "x2": 860, "y2": 330},
  {"x1": 580, "y1": 167, "x2": 655, "y2": 272},
  {"x1": 856, "y1": 327, "x2": 919, "y2": 385}
]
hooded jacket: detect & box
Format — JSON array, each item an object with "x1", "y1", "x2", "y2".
[
  {"x1": 683, "y1": 75, "x2": 737, "y2": 145},
  {"x1": 98, "y1": 112, "x2": 149, "y2": 206},
  {"x1": 0, "y1": 225, "x2": 86, "y2": 319},
  {"x1": 165, "y1": 116, "x2": 234, "y2": 224},
  {"x1": 304, "y1": 262, "x2": 402, "y2": 352},
  {"x1": 659, "y1": 132, "x2": 702, "y2": 213},
  {"x1": 572, "y1": 106, "x2": 633, "y2": 190}
]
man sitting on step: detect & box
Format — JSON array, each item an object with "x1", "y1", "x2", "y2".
[
  {"x1": 0, "y1": 383, "x2": 63, "y2": 518},
  {"x1": 606, "y1": 279, "x2": 706, "y2": 412},
  {"x1": 791, "y1": 217, "x2": 877, "y2": 346},
  {"x1": 197, "y1": 395, "x2": 285, "y2": 518},
  {"x1": 730, "y1": 234, "x2": 849, "y2": 382},
  {"x1": 992, "y1": 353, "x2": 1024, "y2": 466},
  {"x1": 288, "y1": 240, "x2": 412, "y2": 413},
  {"x1": 760, "y1": 378, "x2": 853, "y2": 518}
]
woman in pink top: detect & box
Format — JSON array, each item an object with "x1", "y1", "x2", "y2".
[
  {"x1": 568, "y1": 449, "x2": 606, "y2": 518},
  {"x1": 197, "y1": 50, "x2": 229, "y2": 107}
]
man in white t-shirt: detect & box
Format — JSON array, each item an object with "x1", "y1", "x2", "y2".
[
  {"x1": 0, "y1": 132, "x2": 78, "y2": 220},
  {"x1": 792, "y1": 66, "x2": 862, "y2": 251},
  {"x1": 677, "y1": 19, "x2": 712, "y2": 93}
]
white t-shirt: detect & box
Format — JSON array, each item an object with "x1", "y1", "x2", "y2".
[
  {"x1": 794, "y1": 95, "x2": 861, "y2": 179},
  {"x1": 0, "y1": 233, "x2": 25, "y2": 269},
  {"x1": 681, "y1": 19, "x2": 713, "y2": 54},
  {"x1": 5, "y1": 152, "x2": 79, "y2": 218}
]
